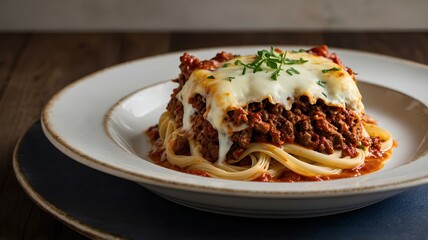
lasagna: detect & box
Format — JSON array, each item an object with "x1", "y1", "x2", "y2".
[{"x1": 147, "y1": 45, "x2": 393, "y2": 182}]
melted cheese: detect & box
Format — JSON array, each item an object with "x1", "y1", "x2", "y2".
[{"x1": 177, "y1": 51, "x2": 364, "y2": 162}]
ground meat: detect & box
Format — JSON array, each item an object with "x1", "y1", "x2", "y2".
[
  {"x1": 164, "y1": 49, "x2": 367, "y2": 162},
  {"x1": 166, "y1": 52, "x2": 234, "y2": 130},
  {"x1": 308, "y1": 45, "x2": 356, "y2": 80},
  {"x1": 369, "y1": 137, "x2": 383, "y2": 158},
  {"x1": 173, "y1": 135, "x2": 190, "y2": 156},
  {"x1": 176, "y1": 51, "x2": 234, "y2": 86},
  {"x1": 182, "y1": 95, "x2": 365, "y2": 162},
  {"x1": 146, "y1": 125, "x2": 159, "y2": 142}
]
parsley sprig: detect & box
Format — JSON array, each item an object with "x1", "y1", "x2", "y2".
[
  {"x1": 317, "y1": 80, "x2": 327, "y2": 88},
  {"x1": 317, "y1": 80, "x2": 328, "y2": 97},
  {"x1": 234, "y1": 47, "x2": 308, "y2": 80},
  {"x1": 292, "y1": 49, "x2": 306, "y2": 53},
  {"x1": 285, "y1": 67, "x2": 300, "y2": 76},
  {"x1": 227, "y1": 76, "x2": 235, "y2": 82},
  {"x1": 322, "y1": 67, "x2": 340, "y2": 73}
]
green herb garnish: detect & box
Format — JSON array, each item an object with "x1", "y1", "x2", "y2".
[
  {"x1": 270, "y1": 51, "x2": 287, "y2": 80},
  {"x1": 322, "y1": 92, "x2": 328, "y2": 98},
  {"x1": 222, "y1": 63, "x2": 229, "y2": 68},
  {"x1": 357, "y1": 144, "x2": 366, "y2": 150},
  {"x1": 322, "y1": 67, "x2": 340, "y2": 73},
  {"x1": 234, "y1": 47, "x2": 308, "y2": 80},
  {"x1": 285, "y1": 67, "x2": 300, "y2": 76},
  {"x1": 207, "y1": 75, "x2": 215, "y2": 79},
  {"x1": 284, "y1": 58, "x2": 308, "y2": 64},
  {"x1": 317, "y1": 80, "x2": 327, "y2": 88},
  {"x1": 227, "y1": 76, "x2": 235, "y2": 82},
  {"x1": 292, "y1": 49, "x2": 306, "y2": 53}
]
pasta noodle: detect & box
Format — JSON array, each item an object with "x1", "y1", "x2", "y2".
[
  {"x1": 147, "y1": 46, "x2": 394, "y2": 182},
  {"x1": 156, "y1": 111, "x2": 393, "y2": 181}
]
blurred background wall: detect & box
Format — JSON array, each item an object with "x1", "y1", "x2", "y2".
[{"x1": 0, "y1": 0, "x2": 427, "y2": 31}]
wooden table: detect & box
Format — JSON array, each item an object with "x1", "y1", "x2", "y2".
[{"x1": 1, "y1": 32, "x2": 427, "y2": 239}]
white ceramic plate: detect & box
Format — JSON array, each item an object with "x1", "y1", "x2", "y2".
[{"x1": 41, "y1": 46, "x2": 428, "y2": 218}]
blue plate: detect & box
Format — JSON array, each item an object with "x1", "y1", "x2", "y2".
[{"x1": 14, "y1": 122, "x2": 428, "y2": 239}]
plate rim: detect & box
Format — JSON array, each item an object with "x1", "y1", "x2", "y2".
[{"x1": 12, "y1": 125, "x2": 121, "y2": 240}]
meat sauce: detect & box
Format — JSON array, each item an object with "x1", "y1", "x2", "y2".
[
  {"x1": 148, "y1": 46, "x2": 394, "y2": 182},
  {"x1": 147, "y1": 129, "x2": 395, "y2": 182}
]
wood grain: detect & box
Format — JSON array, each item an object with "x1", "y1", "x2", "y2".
[
  {"x1": 0, "y1": 33, "x2": 169, "y2": 240},
  {"x1": 170, "y1": 32, "x2": 324, "y2": 51},
  {"x1": 0, "y1": 34, "x2": 28, "y2": 100},
  {"x1": 322, "y1": 32, "x2": 428, "y2": 64},
  {"x1": 170, "y1": 32, "x2": 428, "y2": 64},
  {"x1": 120, "y1": 33, "x2": 170, "y2": 62},
  {"x1": 0, "y1": 32, "x2": 426, "y2": 239}
]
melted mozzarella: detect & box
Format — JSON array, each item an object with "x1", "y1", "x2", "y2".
[{"x1": 177, "y1": 51, "x2": 364, "y2": 162}]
